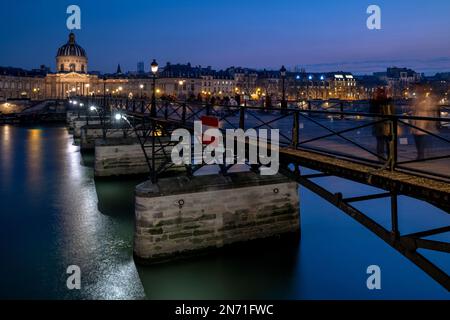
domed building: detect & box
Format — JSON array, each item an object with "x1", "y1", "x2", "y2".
[
  {"x1": 1, "y1": 32, "x2": 156, "y2": 100},
  {"x1": 45, "y1": 32, "x2": 100, "y2": 98},
  {"x1": 56, "y1": 33, "x2": 88, "y2": 73}
]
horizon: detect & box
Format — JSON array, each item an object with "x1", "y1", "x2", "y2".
[{"x1": 1, "y1": 0, "x2": 450, "y2": 75}]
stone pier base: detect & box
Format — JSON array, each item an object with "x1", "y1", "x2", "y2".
[
  {"x1": 94, "y1": 136, "x2": 182, "y2": 177},
  {"x1": 81, "y1": 125, "x2": 132, "y2": 151},
  {"x1": 66, "y1": 111, "x2": 79, "y2": 129},
  {"x1": 134, "y1": 172, "x2": 300, "y2": 264},
  {"x1": 94, "y1": 138, "x2": 149, "y2": 177},
  {"x1": 73, "y1": 118, "x2": 102, "y2": 138}
]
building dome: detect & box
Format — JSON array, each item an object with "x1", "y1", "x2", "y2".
[
  {"x1": 57, "y1": 33, "x2": 87, "y2": 58},
  {"x1": 56, "y1": 33, "x2": 88, "y2": 73}
]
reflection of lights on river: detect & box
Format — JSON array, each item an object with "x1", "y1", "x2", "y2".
[
  {"x1": 26, "y1": 128, "x2": 43, "y2": 190},
  {"x1": 2, "y1": 125, "x2": 10, "y2": 142},
  {"x1": 0, "y1": 125, "x2": 13, "y2": 186}
]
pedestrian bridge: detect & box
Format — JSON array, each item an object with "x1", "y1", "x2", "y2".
[{"x1": 74, "y1": 96, "x2": 450, "y2": 291}]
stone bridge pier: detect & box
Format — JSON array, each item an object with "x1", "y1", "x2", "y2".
[{"x1": 133, "y1": 172, "x2": 300, "y2": 264}]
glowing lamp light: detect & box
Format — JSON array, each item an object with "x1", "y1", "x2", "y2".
[
  {"x1": 114, "y1": 113, "x2": 123, "y2": 121},
  {"x1": 89, "y1": 106, "x2": 97, "y2": 112},
  {"x1": 151, "y1": 59, "x2": 159, "y2": 74}
]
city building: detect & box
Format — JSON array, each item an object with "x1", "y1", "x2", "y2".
[
  {"x1": 373, "y1": 67, "x2": 421, "y2": 98},
  {"x1": 5, "y1": 32, "x2": 432, "y2": 104},
  {"x1": 137, "y1": 61, "x2": 145, "y2": 74}
]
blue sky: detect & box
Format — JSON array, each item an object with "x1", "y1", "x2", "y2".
[{"x1": 1, "y1": 0, "x2": 450, "y2": 74}]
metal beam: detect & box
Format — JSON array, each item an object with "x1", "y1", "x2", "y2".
[
  {"x1": 404, "y1": 226, "x2": 450, "y2": 239},
  {"x1": 343, "y1": 192, "x2": 392, "y2": 203},
  {"x1": 280, "y1": 166, "x2": 450, "y2": 291}
]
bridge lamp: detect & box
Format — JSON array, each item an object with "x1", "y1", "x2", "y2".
[
  {"x1": 79, "y1": 103, "x2": 84, "y2": 107},
  {"x1": 114, "y1": 113, "x2": 124, "y2": 121},
  {"x1": 151, "y1": 59, "x2": 159, "y2": 74},
  {"x1": 150, "y1": 59, "x2": 159, "y2": 117},
  {"x1": 280, "y1": 65, "x2": 287, "y2": 110},
  {"x1": 89, "y1": 106, "x2": 97, "y2": 112},
  {"x1": 73, "y1": 101, "x2": 78, "y2": 105}
]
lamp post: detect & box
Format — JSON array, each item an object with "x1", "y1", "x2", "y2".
[
  {"x1": 308, "y1": 75, "x2": 313, "y2": 100},
  {"x1": 139, "y1": 84, "x2": 144, "y2": 98},
  {"x1": 280, "y1": 65, "x2": 287, "y2": 110},
  {"x1": 151, "y1": 59, "x2": 159, "y2": 117}
]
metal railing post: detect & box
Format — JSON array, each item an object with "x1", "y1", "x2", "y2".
[
  {"x1": 292, "y1": 111, "x2": 299, "y2": 148},
  {"x1": 391, "y1": 117, "x2": 398, "y2": 171},
  {"x1": 151, "y1": 120, "x2": 157, "y2": 183},
  {"x1": 206, "y1": 102, "x2": 211, "y2": 116},
  {"x1": 239, "y1": 106, "x2": 245, "y2": 130},
  {"x1": 164, "y1": 101, "x2": 169, "y2": 120},
  {"x1": 182, "y1": 102, "x2": 187, "y2": 124}
]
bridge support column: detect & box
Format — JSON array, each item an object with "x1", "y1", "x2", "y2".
[
  {"x1": 94, "y1": 138, "x2": 148, "y2": 177},
  {"x1": 66, "y1": 111, "x2": 79, "y2": 132},
  {"x1": 134, "y1": 172, "x2": 300, "y2": 264},
  {"x1": 81, "y1": 125, "x2": 131, "y2": 151},
  {"x1": 73, "y1": 118, "x2": 102, "y2": 139}
]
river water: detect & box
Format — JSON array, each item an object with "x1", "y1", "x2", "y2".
[{"x1": 0, "y1": 125, "x2": 448, "y2": 299}]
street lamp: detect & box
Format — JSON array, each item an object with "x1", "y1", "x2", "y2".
[
  {"x1": 280, "y1": 65, "x2": 287, "y2": 110},
  {"x1": 308, "y1": 75, "x2": 313, "y2": 99},
  {"x1": 114, "y1": 112, "x2": 124, "y2": 121},
  {"x1": 150, "y1": 59, "x2": 159, "y2": 117},
  {"x1": 139, "y1": 84, "x2": 144, "y2": 98}
]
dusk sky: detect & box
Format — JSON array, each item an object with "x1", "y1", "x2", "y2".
[{"x1": 1, "y1": 0, "x2": 450, "y2": 74}]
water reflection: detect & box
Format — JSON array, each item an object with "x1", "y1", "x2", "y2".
[
  {"x1": 26, "y1": 128, "x2": 43, "y2": 192},
  {"x1": 0, "y1": 125, "x2": 448, "y2": 299},
  {"x1": 0, "y1": 125, "x2": 13, "y2": 187},
  {"x1": 137, "y1": 235, "x2": 301, "y2": 300}
]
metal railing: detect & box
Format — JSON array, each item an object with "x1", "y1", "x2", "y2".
[{"x1": 76, "y1": 96, "x2": 450, "y2": 181}]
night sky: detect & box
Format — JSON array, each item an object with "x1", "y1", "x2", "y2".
[{"x1": 1, "y1": 0, "x2": 450, "y2": 74}]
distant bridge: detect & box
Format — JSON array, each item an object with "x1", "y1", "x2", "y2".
[{"x1": 0, "y1": 99, "x2": 67, "y2": 124}]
